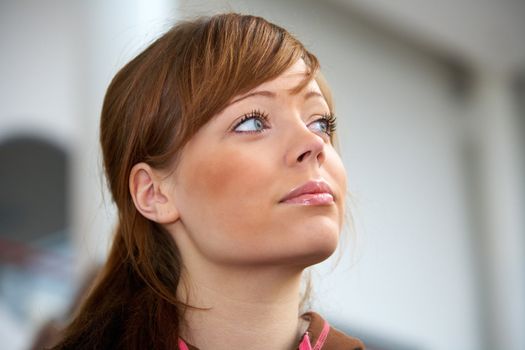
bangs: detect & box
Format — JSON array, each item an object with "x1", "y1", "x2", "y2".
[{"x1": 175, "y1": 13, "x2": 320, "y2": 137}]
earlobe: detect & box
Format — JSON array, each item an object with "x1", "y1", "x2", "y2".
[{"x1": 129, "y1": 162, "x2": 180, "y2": 224}]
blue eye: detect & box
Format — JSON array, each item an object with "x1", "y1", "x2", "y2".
[
  {"x1": 309, "y1": 113, "x2": 336, "y2": 137},
  {"x1": 233, "y1": 110, "x2": 269, "y2": 133},
  {"x1": 309, "y1": 119, "x2": 329, "y2": 133}
]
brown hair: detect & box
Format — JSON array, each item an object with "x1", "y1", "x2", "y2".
[{"x1": 52, "y1": 13, "x2": 330, "y2": 350}]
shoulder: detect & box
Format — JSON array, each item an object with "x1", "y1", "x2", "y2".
[{"x1": 302, "y1": 311, "x2": 365, "y2": 350}]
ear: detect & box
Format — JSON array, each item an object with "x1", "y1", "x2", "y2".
[{"x1": 129, "y1": 162, "x2": 180, "y2": 224}]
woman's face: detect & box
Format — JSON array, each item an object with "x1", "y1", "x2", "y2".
[{"x1": 167, "y1": 60, "x2": 347, "y2": 268}]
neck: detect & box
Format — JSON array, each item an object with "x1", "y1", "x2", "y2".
[{"x1": 178, "y1": 264, "x2": 308, "y2": 350}]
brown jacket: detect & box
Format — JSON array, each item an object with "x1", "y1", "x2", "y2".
[{"x1": 182, "y1": 311, "x2": 365, "y2": 350}]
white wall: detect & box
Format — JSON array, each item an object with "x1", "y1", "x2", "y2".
[
  {"x1": 0, "y1": 0, "x2": 81, "y2": 149},
  {"x1": 467, "y1": 71, "x2": 525, "y2": 350}
]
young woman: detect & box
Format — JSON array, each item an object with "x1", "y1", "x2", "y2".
[{"x1": 52, "y1": 13, "x2": 365, "y2": 350}]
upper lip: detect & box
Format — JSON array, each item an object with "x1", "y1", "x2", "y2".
[{"x1": 279, "y1": 180, "x2": 334, "y2": 202}]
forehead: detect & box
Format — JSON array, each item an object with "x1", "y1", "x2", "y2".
[
  {"x1": 226, "y1": 61, "x2": 323, "y2": 108},
  {"x1": 252, "y1": 59, "x2": 320, "y2": 93}
]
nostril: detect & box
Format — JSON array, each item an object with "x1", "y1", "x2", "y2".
[
  {"x1": 297, "y1": 151, "x2": 310, "y2": 162},
  {"x1": 317, "y1": 151, "x2": 325, "y2": 163}
]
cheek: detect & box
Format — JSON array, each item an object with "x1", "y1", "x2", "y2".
[
  {"x1": 325, "y1": 148, "x2": 347, "y2": 193},
  {"x1": 174, "y1": 143, "x2": 280, "y2": 262},
  {"x1": 324, "y1": 149, "x2": 348, "y2": 225},
  {"x1": 186, "y1": 148, "x2": 269, "y2": 200},
  {"x1": 177, "y1": 144, "x2": 276, "y2": 237},
  {"x1": 335, "y1": 155, "x2": 347, "y2": 194}
]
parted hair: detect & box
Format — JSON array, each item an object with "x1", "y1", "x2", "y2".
[{"x1": 52, "y1": 12, "x2": 332, "y2": 350}]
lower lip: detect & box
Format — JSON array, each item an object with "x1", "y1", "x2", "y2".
[{"x1": 281, "y1": 193, "x2": 334, "y2": 205}]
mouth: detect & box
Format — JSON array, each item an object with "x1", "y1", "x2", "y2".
[{"x1": 279, "y1": 179, "x2": 335, "y2": 205}]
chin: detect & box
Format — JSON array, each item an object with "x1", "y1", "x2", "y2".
[
  {"x1": 208, "y1": 217, "x2": 342, "y2": 267},
  {"x1": 302, "y1": 237, "x2": 339, "y2": 266},
  {"x1": 285, "y1": 222, "x2": 340, "y2": 267},
  {"x1": 232, "y1": 229, "x2": 339, "y2": 268}
]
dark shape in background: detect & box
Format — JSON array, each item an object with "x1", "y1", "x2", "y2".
[
  {"x1": 0, "y1": 135, "x2": 74, "y2": 348},
  {"x1": 0, "y1": 135, "x2": 68, "y2": 242}
]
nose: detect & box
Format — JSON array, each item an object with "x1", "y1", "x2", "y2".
[{"x1": 285, "y1": 124, "x2": 326, "y2": 167}]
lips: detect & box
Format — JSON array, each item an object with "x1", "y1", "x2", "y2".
[{"x1": 279, "y1": 180, "x2": 335, "y2": 205}]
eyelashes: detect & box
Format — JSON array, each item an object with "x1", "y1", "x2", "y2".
[
  {"x1": 232, "y1": 109, "x2": 270, "y2": 133},
  {"x1": 320, "y1": 112, "x2": 337, "y2": 135},
  {"x1": 232, "y1": 109, "x2": 337, "y2": 138}
]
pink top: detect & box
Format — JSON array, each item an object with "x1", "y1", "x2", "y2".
[{"x1": 178, "y1": 317, "x2": 330, "y2": 350}]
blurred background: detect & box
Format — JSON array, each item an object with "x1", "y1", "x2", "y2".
[{"x1": 1, "y1": 0, "x2": 524, "y2": 349}]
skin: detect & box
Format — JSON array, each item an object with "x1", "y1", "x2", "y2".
[
  {"x1": 130, "y1": 59, "x2": 347, "y2": 350},
  {"x1": 170, "y1": 60, "x2": 347, "y2": 268}
]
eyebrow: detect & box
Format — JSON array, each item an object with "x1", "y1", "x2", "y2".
[{"x1": 229, "y1": 89, "x2": 324, "y2": 106}]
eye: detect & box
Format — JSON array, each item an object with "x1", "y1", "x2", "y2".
[
  {"x1": 308, "y1": 113, "x2": 337, "y2": 137},
  {"x1": 233, "y1": 109, "x2": 270, "y2": 133}
]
